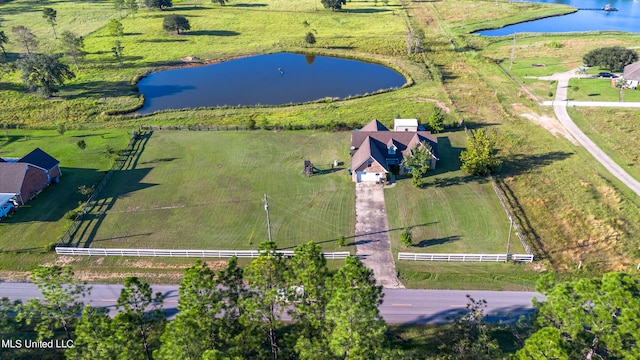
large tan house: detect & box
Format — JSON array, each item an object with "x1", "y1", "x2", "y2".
[{"x1": 350, "y1": 119, "x2": 438, "y2": 183}]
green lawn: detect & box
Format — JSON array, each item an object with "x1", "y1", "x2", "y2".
[
  {"x1": 567, "y1": 78, "x2": 640, "y2": 102},
  {"x1": 71, "y1": 130, "x2": 355, "y2": 252},
  {"x1": 569, "y1": 107, "x2": 640, "y2": 182},
  {"x1": 385, "y1": 129, "x2": 524, "y2": 255},
  {"x1": 0, "y1": 129, "x2": 131, "y2": 265}
]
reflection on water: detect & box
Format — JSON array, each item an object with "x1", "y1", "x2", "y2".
[
  {"x1": 137, "y1": 53, "x2": 406, "y2": 114},
  {"x1": 478, "y1": 0, "x2": 640, "y2": 36}
]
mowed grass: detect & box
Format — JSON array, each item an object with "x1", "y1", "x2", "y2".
[
  {"x1": 385, "y1": 129, "x2": 524, "y2": 255},
  {"x1": 0, "y1": 130, "x2": 131, "y2": 265},
  {"x1": 481, "y1": 33, "x2": 640, "y2": 101},
  {"x1": 569, "y1": 107, "x2": 640, "y2": 182},
  {"x1": 0, "y1": 0, "x2": 412, "y2": 125},
  {"x1": 72, "y1": 130, "x2": 355, "y2": 252}
]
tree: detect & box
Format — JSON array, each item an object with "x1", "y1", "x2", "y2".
[
  {"x1": 242, "y1": 241, "x2": 288, "y2": 360},
  {"x1": 11, "y1": 26, "x2": 37, "y2": 55},
  {"x1": 162, "y1": 14, "x2": 190, "y2": 34},
  {"x1": 60, "y1": 30, "x2": 85, "y2": 70},
  {"x1": 583, "y1": 46, "x2": 638, "y2": 72},
  {"x1": 57, "y1": 122, "x2": 66, "y2": 136},
  {"x1": 17, "y1": 53, "x2": 75, "y2": 97},
  {"x1": 66, "y1": 306, "x2": 116, "y2": 360},
  {"x1": 155, "y1": 260, "x2": 223, "y2": 360},
  {"x1": 113, "y1": 277, "x2": 165, "y2": 360},
  {"x1": 77, "y1": 184, "x2": 95, "y2": 198},
  {"x1": 516, "y1": 272, "x2": 640, "y2": 360},
  {"x1": 0, "y1": 30, "x2": 8, "y2": 60},
  {"x1": 414, "y1": 28, "x2": 425, "y2": 54},
  {"x1": 320, "y1": 0, "x2": 345, "y2": 11},
  {"x1": 218, "y1": 256, "x2": 260, "y2": 359},
  {"x1": 108, "y1": 19, "x2": 124, "y2": 38},
  {"x1": 575, "y1": 66, "x2": 588, "y2": 78},
  {"x1": 400, "y1": 227, "x2": 412, "y2": 247},
  {"x1": 460, "y1": 129, "x2": 501, "y2": 176},
  {"x1": 114, "y1": 0, "x2": 125, "y2": 17},
  {"x1": 77, "y1": 139, "x2": 87, "y2": 150},
  {"x1": 112, "y1": 40, "x2": 124, "y2": 67},
  {"x1": 16, "y1": 265, "x2": 90, "y2": 340},
  {"x1": 326, "y1": 256, "x2": 388, "y2": 359},
  {"x1": 304, "y1": 32, "x2": 316, "y2": 46},
  {"x1": 42, "y1": 7, "x2": 57, "y2": 39},
  {"x1": 439, "y1": 295, "x2": 502, "y2": 360},
  {"x1": 428, "y1": 105, "x2": 445, "y2": 133},
  {"x1": 126, "y1": 0, "x2": 139, "y2": 18},
  {"x1": 403, "y1": 140, "x2": 433, "y2": 188},
  {"x1": 145, "y1": 0, "x2": 172, "y2": 10},
  {"x1": 287, "y1": 242, "x2": 332, "y2": 359}
]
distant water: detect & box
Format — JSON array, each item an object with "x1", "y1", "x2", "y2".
[
  {"x1": 478, "y1": 0, "x2": 640, "y2": 36},
  {"x1": 136, "y1": 53, "x2": 407, "y2": 114}
]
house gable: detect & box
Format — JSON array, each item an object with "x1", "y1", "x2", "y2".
[
  {"x1": 624, "y1": 62, "x2": 640, "y2": 81},
  {"x1": 350, "y1": 120, "x2": 439, "y2": 182},
  {"x1": 19, "y1": 148, "x2": 60, "y2": 172}
]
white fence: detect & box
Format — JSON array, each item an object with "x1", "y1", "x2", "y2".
[
  {"x1": 398, "y1": 252, "x2": 534, "y2": 263},
  {"x1": 55, "y1": 247, "x2": 350, "y2": 259}
]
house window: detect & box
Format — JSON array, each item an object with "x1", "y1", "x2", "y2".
[{"x1": 388, "y1": 145, "x2": 396, "y2": 155}]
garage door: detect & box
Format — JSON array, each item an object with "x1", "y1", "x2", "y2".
[{"x1": 357, "y1": 172, "x2": 380, "y2": 182}]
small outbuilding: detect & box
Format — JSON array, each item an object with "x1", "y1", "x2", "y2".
[{"x1": 393, "y1": 118, "x2": 419, "y2": 132}]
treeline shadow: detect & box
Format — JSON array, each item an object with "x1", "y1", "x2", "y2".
[
  {"x1": 501, "y1": 151, "x2": 573, "y2": 177},
  {"x1": 64, "y1": 80, "x2": 138, "y2": 100},
  {"x1": 233, "y1": 3, "x2": 268, "y2": 7},
  {"x1": 187, "y1": 30, "x2": 240, "y2": 36}
]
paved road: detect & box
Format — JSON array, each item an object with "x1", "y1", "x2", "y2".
[
  {"x1": 0, "y1": 283, "x2": 542, "y2": 324},
  {"x1": 354, "y1": 183, "x2": 404, "y2": 289},
  {"x1": 540, "y1": 69, "x2": 640, "y2": 197}
]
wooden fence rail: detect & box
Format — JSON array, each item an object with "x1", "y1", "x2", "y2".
[
  {"x1": 55, "y1": 247, "x2": 351, "y2": 259},
  {"x1": 398, "y1": 252, "x2": 534, "y2": 263}
]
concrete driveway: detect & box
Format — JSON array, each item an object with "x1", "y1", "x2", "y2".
[{"x1": 354, "y1": 183, "x2": 404, "y2": 289}]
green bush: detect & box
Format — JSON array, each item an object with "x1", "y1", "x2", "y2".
[{"x1": 400, "y1": 227, "x2": 413, "y2": 247}]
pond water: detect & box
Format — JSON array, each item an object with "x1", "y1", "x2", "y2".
[
  {"x1": 478, "y1": 0, "x2": 640, "y2": 36},
  {"x1": 136, "y1": 53, "x2": 407, "y2": 114}
]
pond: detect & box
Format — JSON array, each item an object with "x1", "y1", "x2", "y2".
[
  {"x1": 136, "y1": 53, "x2": 407, "y2": 114},
  {"x1": 477, "y1": 0, "x2": 640, "y2": 36}
]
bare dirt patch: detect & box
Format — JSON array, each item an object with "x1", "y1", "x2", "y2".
[
  {"x1": 414, "y1": 98, "x2": 451, "y2": 114},
  {"x1": 512, "y1": 103, "x2": 578, "y2": 145}
]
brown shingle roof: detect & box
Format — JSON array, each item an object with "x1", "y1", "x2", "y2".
[
  {"x1": 360, "y1": 119, "x2": 389, "y2": 132},
  {"x1": 0, "y1": 163, "x2": 29, "y2": 194},
  {"x1": 351, "y1": 131, "x2": 438, "y2": 158}
]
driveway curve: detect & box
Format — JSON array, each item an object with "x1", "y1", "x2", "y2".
[
  {"x1": 354, "y1": 183, "x2": 404, "y2": 289},
  {"x1": 540, "y1": 69, "x2": 640, "y2": 197}
]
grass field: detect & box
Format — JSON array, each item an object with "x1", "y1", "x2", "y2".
[
  {"x1": 0, "y1": 129, "x2": 130, "y2": 269},
  {"x1": 569, "y1": 107, "x2": 640, "y2": 182},
  {"x1": 385, "y1": 128, "x2": 525, "y2": 255},
  {"x1": 409, "y1": 1, "x2": 640, "y2": 273},
  {"x1": 71, "y1": 130, "x2": 356, "y2": 252}
]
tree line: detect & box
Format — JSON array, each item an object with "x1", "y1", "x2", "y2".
[{"x1": 2, "y1": 242, "x2": 640, "y2": 359}]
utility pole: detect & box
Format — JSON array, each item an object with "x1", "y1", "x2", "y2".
[
  {"x1": 506, "y1": 216, "x2": 513, "y2": 255},
  {"x1": 263, "y1": 194, "x2": 272, "y2": 242},
  {"x1": 509, "y1": 32, "x2": 516, "y2": 71}
]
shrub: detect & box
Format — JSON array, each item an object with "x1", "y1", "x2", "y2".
[
  {"x1": 400, "y1": 228, "x2": 413, "y2": 247},
  {"x1": 337, "y1": 235, "x2": 346, "y2": 247}
]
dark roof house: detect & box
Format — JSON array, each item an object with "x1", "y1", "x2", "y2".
[
  {"x1": 0, "y1": 148, "x2": 61, "y2": 205},
  {"x1": 0, "y1": 163, "x2": 50, "y2": 205},
  {"x1": 350, "y1": 119, "x2": 438, "y2": 183}
]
